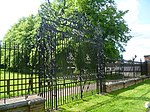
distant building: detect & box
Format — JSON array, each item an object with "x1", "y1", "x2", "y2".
[{"x1": 144, "y1": 55, "x2": 150, "y2": 61}]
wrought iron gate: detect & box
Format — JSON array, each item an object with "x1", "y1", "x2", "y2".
[{"x1": 36, "y1": 1, "x2": 105, "y2": 110}]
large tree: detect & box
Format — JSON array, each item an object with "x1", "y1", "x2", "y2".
[
  {"x1": 2, "y1": 15, "x2": 40, "y2": 72},
  {"x1": 3, "y1": 15, "x2": 40, "y2": 47},
  {"x1": 2, "y1": 0, "x2": 131, "y2": 73},
  {"x1": 52, "y1": 0, "x2": 132, "y2": 59}
]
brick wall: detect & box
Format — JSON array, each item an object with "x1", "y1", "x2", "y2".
[
  {"x1": 104, "y1": 77, "x2": 149, "y2": 93},
  {"x1": 0, "y1": 95, "x2": 45, "y2": 112}
]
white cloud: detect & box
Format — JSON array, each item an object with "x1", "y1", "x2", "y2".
[
  {"x1": 123, "y1": 38, "x2": 150, "y2": 61},
  {"x1": 116, "y1": 0, "x2": 150, "y2": 61},
  {"x1": 116, "y1": 0, "x2": 139, "y2": 25}
]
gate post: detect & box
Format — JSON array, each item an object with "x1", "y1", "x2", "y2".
[
  {"x1": 96, "y1": 23, "x2": 105, "y2": 94},
  {"x1": 78, "y1": 35, "x2": 83, "y2": 99},
  {"x1": 140, "y1": 59, "x2": 144, "y2": 76}
]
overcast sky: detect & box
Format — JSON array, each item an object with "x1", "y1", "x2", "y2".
[{"x1": 0, "y1": 0, "x2": 150, "y2": 61}]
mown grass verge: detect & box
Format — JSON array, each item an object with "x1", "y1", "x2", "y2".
[{"x1": 59, "y1": 79, "x2": 150, "y2": 112}]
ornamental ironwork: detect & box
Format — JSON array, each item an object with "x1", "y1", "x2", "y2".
[{"x1": 35, "y1": 0, "x2": 105, "y2": 110}]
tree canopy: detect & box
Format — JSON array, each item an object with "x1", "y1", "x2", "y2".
[
  {"x1": 3, "y1": 15, "x2": 40, "y2": 47},
  {"x1": 2, "y1": 15, "x2": 40, "y2": 72},
  {"x1": 53, "y1": 0, "x2": 131, "y2": 59},
  {"x1": 2, "y1": 0, "x2": 132, "y2": 72}
]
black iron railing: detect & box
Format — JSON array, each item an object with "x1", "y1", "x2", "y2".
[
  {"x1": 0, "y1": 41, "x2": 146, "y2": 110},
  {"x1": 0, "y1": 42, "x2": 39, "y2": 103}
]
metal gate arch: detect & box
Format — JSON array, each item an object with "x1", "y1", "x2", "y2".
[{"x1": 36, "y1": 1, "x2": 105, "y2": 110}]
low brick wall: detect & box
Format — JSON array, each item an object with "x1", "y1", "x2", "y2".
[
  {"x1": 105, "y1": 76, "x2": 149, "y2": 93},
  {"x1": 135, "y1": 78, "x2": 142, "y2": 84},
  {"x1": 124, "y1": 79, "x2": 136, "y2": 88},
  {"x1": 105, "y1": 82, "x2": 124, "y2": 92},
  {"x1": 0, "y1": 95, "x2": 45, "y2": 112}
]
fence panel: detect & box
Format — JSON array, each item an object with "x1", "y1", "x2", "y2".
[
  {"x1": 0, "y1": 41, "x2": 146, "y2": 110},
  {"x1": 0, "y1": 42, "x2": 39, "y2": 103},
  {"x1": 104, "y1": 59, "x2": 143, "y2": 84}
]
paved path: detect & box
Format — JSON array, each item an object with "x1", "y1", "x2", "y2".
[{"x1": 43, "y1": 83, "x2": 97, "y2": 98}]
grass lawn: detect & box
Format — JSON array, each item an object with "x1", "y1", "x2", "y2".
[
  {"x1": 0, "y1": 70, "x2": 96, "y2": 99},
  {"x1": 59, "y1": 79, "x2": 150, "y2": 112},
  {"x1": 0, "y1": 70, "x2": 39, "y2": 99}
]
